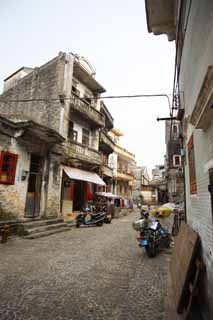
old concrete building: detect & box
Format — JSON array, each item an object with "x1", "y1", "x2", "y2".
[
  {"x1": 0, "y1": 52, "x2": 107, "y2": 220},
  {"x1": 165, "y1": 120, "x2": 184, "y2": 202},
  {"x1": 98, "y1": 101, "x2": 115, "y2": 193},
  {"x1": 0, "y1": 115, "x2": 63, "y2": 220},
  {"x1": 132, "y1": 166, "x2": 150, "y2": 205},
  {"x1": 145, "y1": 1, "x2": 213, "y2": 318},
  {"x1": 108, "y1": 128, "x2": 135, "y2": 207},
  {"x1": 152, "y1": 164, "x2": 165, "y2": 180}
]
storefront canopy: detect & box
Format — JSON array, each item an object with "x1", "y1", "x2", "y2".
[
  {"x1": 96, "y1": 192, "x2": 121, "y2": 199},
  {"x1": 64, "y1": 166, "x2": 105, "y2": 186}
]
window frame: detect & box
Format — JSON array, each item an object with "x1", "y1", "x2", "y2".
[
  {"x1": 0, "y1": 151, "x2": 18, "y2": 185},
  {"x1": 172, "y1": 124, "x2": 179, "y2": 140},
  {"x1": 82, "y1": 128, "x2": 90, "y2": 146},
  {"x1": 173, "y1": 154, "x2": 181, "y2": 167}
]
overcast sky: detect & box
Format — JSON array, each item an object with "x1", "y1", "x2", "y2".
[{"x1": 1, "y1": 0, "x2": 175, "y2": 174}]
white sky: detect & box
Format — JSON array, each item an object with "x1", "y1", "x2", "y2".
[{"x1": 0, "y1": 0, "x2": 175, "y2": 174}]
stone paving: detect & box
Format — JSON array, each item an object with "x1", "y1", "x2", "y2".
[{"x1": 0, "y1": 209, "x2": 172, "y2": 320}]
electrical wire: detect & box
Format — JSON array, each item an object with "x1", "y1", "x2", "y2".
[
  {"x1": 170, "y1": 0, "x2": 192, "y2": 140},
  {"x1": 0, "y1": 93, "x2": 172, "y2": 104}
]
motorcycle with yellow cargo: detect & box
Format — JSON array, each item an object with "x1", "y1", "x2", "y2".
[{"x1": 133, "y1": 211, "x2": 171, "y2": 257}]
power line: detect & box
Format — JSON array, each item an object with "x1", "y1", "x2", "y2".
[{"x1": 0, "y1": 93, "x2": 172, "y2": 110}]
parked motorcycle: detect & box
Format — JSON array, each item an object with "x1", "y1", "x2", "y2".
[
  {"x1": 99, "y1": 206, "x2": 112, "y2": 224},
  {"x1": 133, "y1": 213, "x2": 171, "y2": 257},
  {"x1": 76, "y1": 207, "x2": 105, "y2": 228}
]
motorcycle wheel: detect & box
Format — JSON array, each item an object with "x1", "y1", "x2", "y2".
[
  {"x1": 145, "y1": 242, "x2": 157, "y2": 258},
  {"x1": 165, "y1": 235, "x2": 171, "y2": 248}
]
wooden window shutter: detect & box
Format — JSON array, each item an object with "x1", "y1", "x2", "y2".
[
  {"x1": 188, "y1": 134, "x2": 197, "y2": 194},
  {"x1": 8, "y1": 153, "x2": 18, "y2": 184},
  {"x1": 70, "y1": 182, "x2": 74, "y2": 200},
  {"x1": 0, "y1": 151, "x2": 4, "y2": 178},
  {"x1": 0, "y1": 151, "x2": 18, "y2": 185}
]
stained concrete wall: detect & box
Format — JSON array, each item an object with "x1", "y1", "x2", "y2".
[
  {"x1": 44, "y1": 153, "x2": 62, "y2": 217},
  {"x1": 0, "y1": 136, "x2": 30, "y2": 220},
  {"x1": 179, "y1": 0, "x2": 213, "y2": 316},
  {"x1": 0, "y1": 53, "x2": 67, "y2": 134},
  {"x1": 0, "y1": 133, "x2": 62, "y2": 220}
]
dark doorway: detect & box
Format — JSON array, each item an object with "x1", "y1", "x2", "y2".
[
  {"x1": 73, "y1": 180, "x2": 85, "y2": 211},
  {"x1": 208, "y1": 168, "x2": 213, "y2": 221},
  {"x1": 25, "y1": 154, "x2": 43, "y2": 218}
]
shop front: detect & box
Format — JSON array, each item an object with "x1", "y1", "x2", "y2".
[{"x1": 61, "y1": 166, "x2": 105, "y2": 215}]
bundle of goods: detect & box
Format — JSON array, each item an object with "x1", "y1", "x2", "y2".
[{"x1": 132, "y1": 219, "x2": 148, "y2": 232}]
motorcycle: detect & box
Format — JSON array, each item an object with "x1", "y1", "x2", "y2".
[
  {"x1": 76, "y1": 207, "x2": 105, "y2": 228},
  {"x1": 133, "y1": 213, "x2": 171, "y2": 257},
  {"x1": 99, "y1": 206, "x2": 112, "y2": 224}
]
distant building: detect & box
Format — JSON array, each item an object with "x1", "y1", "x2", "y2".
[
  {"x1": 132, "y1": 166, "x2": 149, "y2": 204},
  {"x1": 165, "y1": 120, "x2": 184, "y2": 202},
  {"x1": 108, "y1": 128, "x2": 135, "y2": 207},
  {"x1": 152, "y1": 165, "x2": 165, "y2": 180}
]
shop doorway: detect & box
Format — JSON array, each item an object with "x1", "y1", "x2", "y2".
[
  {"x1": 208, "y1": 168, "x2": 213, "y2": 221},
  {"x1": 25, "y1": 154, "x2": 43, "y2": 218},
  {"x1": 73, "y1": 180, "x2": 85, "y2": 211}
]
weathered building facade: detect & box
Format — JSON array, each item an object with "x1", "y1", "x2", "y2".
[
  {"x1": 132, "y1": 166, "x2": 150, "y2": 204},
  {"x1": 0, "y1": 52, "x2": 108, "y2": 220},
  {"x1": 0, "y1": 115, "x2": 63, "y2": 220},
  {"x1": 145, "y1": 0, "x2": 213, "y2": 318},
  {"x1": 165, "y1": 120, "x2": 184, "y2": 202},
  {"x1": 98, "y1": 102, "x2": 115, "y2": 193},
  {"x1": 108, "y1": 128, "x2": 135, "y2": 207}
]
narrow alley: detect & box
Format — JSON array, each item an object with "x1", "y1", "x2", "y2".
[{"x1": 0, "y1": 210, "x2": 171, "y2": 320}]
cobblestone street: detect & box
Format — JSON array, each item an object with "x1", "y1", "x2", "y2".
[{"x1": 0, "y1": 210, "x2": 171, "y2": 320}]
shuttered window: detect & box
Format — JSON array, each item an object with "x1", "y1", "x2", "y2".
[
  {"x1": 188, "y1": 134, "x2": 197, "y2": 194},
  {"x1": 0, "y1": 151, "x2": 18, "y2": 185},
  {"x1": 82, "y1": 128, "x2": 89, "y2": 146}
]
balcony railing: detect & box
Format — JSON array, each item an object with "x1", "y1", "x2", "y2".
[
  {"x1": 116, "y1": 170, "x2": 134, "y2": 181},
  {"x1": 64, "y1": 140, "x2": 102, "y2": 165},
  {"x1": 70, "y1": 96, "x2": 105, "y2": 128},
  {"x1": 100, "y1": 131, "x2": 114, "y2": 153},
  {"x1": 102, "y1": 165, "x2": 113, "y2": 177}
]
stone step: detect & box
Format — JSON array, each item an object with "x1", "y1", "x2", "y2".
[
  {"x1": 66, "y1": 220, "x2": 76, "y2": 227},
  {"x1": 24, "y1": 226, "x2": 70, "y2": 239},
  {"x1": 23, "y1": 218, "x2": 64, "y2": 229},
  {"x1": 25, "y1": 222, "x2": 69, "y2": 235}
]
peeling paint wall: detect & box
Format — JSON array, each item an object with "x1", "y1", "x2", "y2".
[
  {"x1": 0, "y1": 135, "x2": 30, "y2": 220},
  {"x1": 0, "y1": 54, "x2": 66, "y2": 133},
  {"x1": 45, "y1": 154, "x2": 62, "y2": 217}
]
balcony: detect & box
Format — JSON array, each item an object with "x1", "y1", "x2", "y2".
[
  {"x1": 116, "y1": 170, "x2": 134, "y2": 181},
  {"x1": 145, "y1": 0, "x2": 175, "y2": 41},
  {"x1": 70, "y1": 96, "x2": 105, "y2": 128},
  {"x1": 64, "y1": 140, "x2": 102, "y2": 165},
  {"x1": 99, "y1": 131, "x2": 114, "y2": 153},
  {"x1": 100, "y1": 102, "x2": 114, "y2": 130},
  {"x1": 114, "y1": 144, "x2": 135, "y2": 161},
  {"x1": 101, "y1": 165, "x2": 113, "y2": 178}
]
